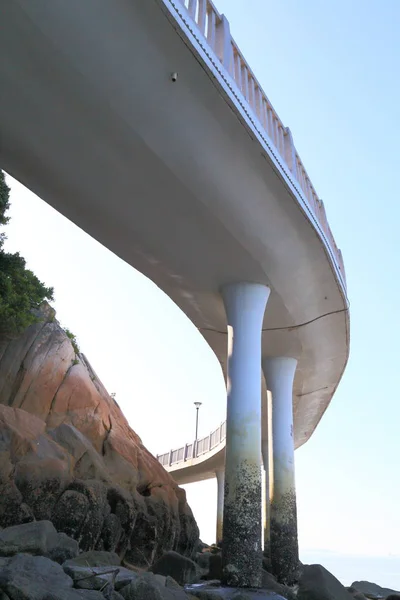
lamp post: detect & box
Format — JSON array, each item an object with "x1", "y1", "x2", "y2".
[{"x1": 194, "y1": 402, "x2": 202, "y2": 441}]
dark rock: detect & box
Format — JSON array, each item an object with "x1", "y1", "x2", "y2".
[
  {"x1": 101, "y1": 513, "x2": 123, "y2": 553},
  {"x1": 351, "y1": 582, "x2": 400, "y2": 599},
  {"x1": 0, "y1": 482, "x2": 34, "y2": 528},
  {"x1": 106, "y1": 593, "x2": 125, "y2": 600},
  {"x1": 196, "y1": 550, "x2": 221, "y2": 581},
  {"x1": 106, "y1": 488, "x2": 136, "y2": 558},
  {"x1": 261, "y1": 570, "x2": 296, "y2": 599},
  {"x1": 0, "y1": 520, "x2": 58, "y2": 556},
  {"x1": 48, "y1": 532, "x2": 80, "y2": 563},
  {"x1": 63, "y1": 550, "x2": 121, "y2": 568},
  {"x1": 127, "y1": 511, "x2": 158, "y2": 567},
  {"x1": 120, "y1": 572, "x2": 188, "y2": 600},
  {"x1": 0, "y1": 520, "x2": 78, "y2": 563},
  {"x1": 166, "y1": 576, "x2": 184, "y2": 590},
  {"x1": 195, "y1": 552, "x2": 211, "y2": 570},
  {"x1": 0, "y1": 553, "x2": 73, "y2": 599},
  {"x1": 164, "y1": 575, "x2": 189, "y2": 599},
  {"x1": 14, "y1": 459, "x2": 71, "y2": 522},
  {"x1": 74, "y1": 592, "x2": 106, "y2": 599},
  {"x1": 298, "y1": 564, "x2": 354, "y2": 600},
  {"x1": 63, "y1": 564, "x2": 137, "y2": 591},
  {"x1": 150, "y1": 551, "x2": 202, "y2": 585},
  {"x1": 175, "y1": 489, "x2": 199, "y2": 558},
  {"x1": 347, "y1": 589, "x2": 369, "y2": 600},
  {"x1": 147, "y1": 498, "x2": 177, "y2": 562},
  {"x1": 119, "y1": 572, "x2": 163, "y2": 600},
  {"x1": 52, "y1": 488, "x2": 90, "y2": 540},
  {"x1": 53, "y1": 480, "x2": 134, "y2": 559},
  {"x1": 208, "y1": 554, "x2": 222, "y2": 581},
  {"x1": 66, "y1": 480, "x2": 109, "y2": 551}
]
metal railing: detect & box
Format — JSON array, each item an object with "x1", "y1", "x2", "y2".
[
  {"x1": 157, "y1": 420, "x2": 226, "y2": 467},
  {"x1": 172, "y1": 0, "x2": 346, "y2": 286}
]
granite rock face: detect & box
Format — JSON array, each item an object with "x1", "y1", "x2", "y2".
[{"x1": 0, "y1": 304, "x2": 198, "y2": 564}]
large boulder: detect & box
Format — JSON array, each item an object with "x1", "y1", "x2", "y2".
[
  {"x1": 119, "y1": 572, "x2": 188, "y2": 600},
  {"x1": 261, "y1": 570, "x2": 296, "y2": 599},
  {"x1": 0, "y1": 554, "x2": 73, "y2": 599},
  {"x1": 350, "y1": 582, "x2": 400, "y2": 599},
  {"x1": 0, "y1": 520, "x2": 78, "y2": 563},
  {"x1": 63, "y1": 551, "x2": 121, "y2": 569},
  {"x1": 297, "y1": 564, "x2": 354, "y2": 600},
  {"x1": 150, "y1": 551, "x2": 202, "y2": 586},
  {"x1": 63, "y1": 564, "x2": 138, "y2": 591},
  {"x1": 0, "y1": 305, "x2": 199, "y2": 565}
]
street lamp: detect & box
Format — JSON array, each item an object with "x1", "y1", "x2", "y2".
[{"x1": 194, "y1": 402, "x2": 202, "y2": 441}]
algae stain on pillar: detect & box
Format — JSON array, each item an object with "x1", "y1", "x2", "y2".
[
  {"x1": 215, "y1": 468, "x2": 224, "y2": 546},
  {"x1": 221, "y1": 282, "x2": 270, "y2": 588},
  {"x1": 270, "y1": 485, "x2": 299, "y2": 584},
  {"x1": 263, "y1": 357, "x2": 299, "y2": 585}
]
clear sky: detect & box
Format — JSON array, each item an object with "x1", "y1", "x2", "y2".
[{"x1": 3, "y1": 0, "x2": 400, "y2": 590}]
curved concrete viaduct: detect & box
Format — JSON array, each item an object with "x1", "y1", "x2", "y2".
[{"x1": 0, "y1": 0, "x2": 349, "y2": 587}]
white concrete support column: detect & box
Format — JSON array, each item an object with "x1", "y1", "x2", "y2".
[
  {"x1": 263, "y1": 357, "x2": 299, "y2": 585},
  {"x1": 221, "y1": 282, "x2": 270, "y2": 588},
  {"x1": 215, "y1": 468, "x2": 225, "y2": 546},
  {"x1": 262, "y1": 390, "x2": 273, "y2": 570}
]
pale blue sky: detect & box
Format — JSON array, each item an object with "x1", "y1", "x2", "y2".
[{"x1": 3, "y1": 0, "x2": 400, "y2": 589}]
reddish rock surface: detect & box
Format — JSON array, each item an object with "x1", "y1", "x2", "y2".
[{"x1": 0, "y1": 304, "x2": 198, "y2": 565}]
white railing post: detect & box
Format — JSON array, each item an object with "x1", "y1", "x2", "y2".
[
  {"x1": 168, "y1": 449, "x2": 173, "y2": 466},
  {"x1": 184, "y1": 443, "x2": 188, "y2": 461},
  {"x1": 198, "y1": 0, "x2": 207, "y2": 35},
  {"x1": 337, "y1": 249, "x2": 346, "y2": 284},
  {"x1": 215, "y1": 14, "x2": 233, "y2": 74},
  {"x1": 284, "y1": 128, "x2": 298, "y2": 179},
  {"x1": 187, "y1": 0, "x2": 197, "y2": 19}
]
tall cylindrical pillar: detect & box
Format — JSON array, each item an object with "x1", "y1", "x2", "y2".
[
  {"x1": 263, "y1": 357, "x2": 299, "y2": 585},
  {"x1": 221, "y1": 282, "x2": 270, "y2": 588},
  {"x1": 215, "y1": 468, "x2": 225, "y2": 546}
]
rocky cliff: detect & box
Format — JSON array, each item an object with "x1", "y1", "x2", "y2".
[{"x1": 0, "y1": 304, "x2": 199, "y2": 565}]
